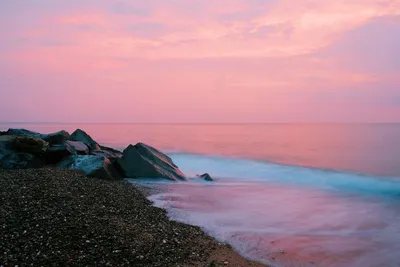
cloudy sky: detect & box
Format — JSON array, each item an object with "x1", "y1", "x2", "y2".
[{"x1": 0, "y1": 0, "x2": 399, "y2": 123}]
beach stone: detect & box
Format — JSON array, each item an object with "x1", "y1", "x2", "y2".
[
  {"x1": 117, "y1": 142, "x2": 186, "y2": 181},
  {"x1": 44, "y1": 143, "x2": 77, "y2": 164},
  {"x1": 12, "y1": 136, "x2": 48, "y2": 155},
  {"x1": 5, "y1": 128, "x2": 70, "y2": 145},
  {"x1": 58, "y1": 155, "x2": 121, "y2": 180},
  {"x1": 70, "y1": 129, "x2": 100, "y2": 150},
  {"x1": 91, "y1": 146, "x2": 122, "y2": 159},
  {"x1": 0, "y1": 152, "x2": 44, "y2": 169},
  {"x1": 41, "y1": 130, "x2": 70, "y2": 145},
  {"x1": 5, "y1": 128, "x2": 41, "y2": 138},
  {"x1": 198, "y1": 173, "x2": 214, "y2": 181},
  {"x1": 65, "y1": 140, "x2": 89, "y2": 155}
]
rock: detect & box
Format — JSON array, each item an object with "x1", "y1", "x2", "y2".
[
  {"x1": 58, "y1": 155, "x2": 121, "y2": 180},
  {"x1": 44, "y1": 143, "x2": 77, "y2": 164},
  {"x1": 12, "y1": 136, "x2": 49, "y2": 155},
  {"x1": 117, "y1": 143, "x2": 186, "y2": 181},
  {"x1": 6, "y1": 128, "x2": 70, "y2": 145},
  {"x1": 0, "y1": 135, "x2": 16, "y2": 160},
  {"x1": 0, "y1": 152, "x2": 44, "y2": 169},
  {"x1": 41, "y1": 130, "x2": 70, "y2": 145},
  {"x1": 70, "y1": 129, "x2": 100, "y2": 150},
  {"x1": 65, "y1": 141, "x2": 89, "y2": 155},
  {"x1": 5, "y1": 128, "x2": 41, "y2": 138},
  {"x1": 91, "y1": 146, "x2": 122, "y2": 159},
  {"x1": 198, "y1": 173, "x2": 213, "y2": 181}
]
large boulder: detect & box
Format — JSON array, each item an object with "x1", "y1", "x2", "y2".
[
  {"x1": 44, "y1": 143, "x2": 77, "y2": 164},
  {"x1": 58, "y1": 155, "x2": 121, "y2": 180},
  {"x1": 91, "y1": 145, "x2": 122, "y2": 159},
  {"x1": 0, "y1": 152, "x2": 44, "y2": 169},
  {"x1": 41, "y1": 130, "x2": 70, "y2": 145},
  {"x1": 6, "y1": 128, "x2": 41, "y2": 138},
  {"x1": 70, "y1": 129, "x2": 100, "y2": 150},
  {"x1": 12, "y1": 136, "x2": 48, "y2": 155},
  {"x1": 65, "y1": 140, "x2": 89, "y2": 155},
  {"x1": 117, "y1": 142, "x2": 186, "y2": 181},
  {"x1": 5, "y1": 128, "x2": 70, "y2": 145}
]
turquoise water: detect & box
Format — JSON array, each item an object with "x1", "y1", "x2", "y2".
[{"x1": 2, "y1": 123, "x2": 400, "y2": 266}]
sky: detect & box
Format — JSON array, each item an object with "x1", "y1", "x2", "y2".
[{"x1": 0, "y1": 0, "x2": 399, "y2": 123}]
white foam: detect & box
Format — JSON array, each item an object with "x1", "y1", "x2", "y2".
[{"x1": 169, "y1": 153, "x2": 400, "y2": 197}]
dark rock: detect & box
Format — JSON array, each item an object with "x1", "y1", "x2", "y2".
[
  {"x1": 117, "y1": 142, "x2": 186, "y2": 181},
  {"x1": 198, "y1": 173, "x2": 214, "y2": 181},
  {"x1": 0, "y1": 152, "x2": 44, "y2": 169},
  {"x1": 6, "y1": 128, "x2": 70, "y2": 145},
  {"x1": 6, "y1": 128, "x2": 41, "y2": 138},
  {"x1": 58, "y1": 155, "x2": 121, "y2": 180},
  {"x1": 12, "y1": 136, "x2": 49, "y2": 155},
  {"x1": 41, "y1": 130, "x2": 70, "y2": 145},
  {"x1": 65, "y1": 140, "x2": 89, "y2": 155},
  {"x1": 91, "y1": 146, "x2": 122, "y2": 159},
  {"x1": 70, "y1": 129, "x2": 100, "y2": 150},
  {"x1": 44, "y1": 143, "x2": 77, "y2": 164},
  {"x1": 0, "y1": 135, "x2": 15, "y2": 160}
]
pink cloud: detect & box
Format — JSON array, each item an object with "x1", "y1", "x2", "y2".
[{"x1": 0, "y1": 0, "x2": 399, "y2": 123}]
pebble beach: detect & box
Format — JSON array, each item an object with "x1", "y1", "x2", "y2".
[{"x1": 0, "y1": 168, "x2": 266, "y2": 267}]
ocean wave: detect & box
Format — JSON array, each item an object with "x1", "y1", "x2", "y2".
[{"x1": 168, "y1": 153, "x2": 400, "y2": 197}]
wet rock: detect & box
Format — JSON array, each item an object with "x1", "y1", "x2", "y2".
[
  {"x1": 0, "y1": 153, "x2": 44, "y2": 169},
  {"x1": 70, "y1": 129, "x2": 100, "y2": 150},
  {"x1": 58, "y1": 155, "x2": 121, "y2": 180},
  {"x1": 12, "y1": 136, "x2": 48, "y2": 155},
  {"x1": 65, "y1": 141, "x2": 89, "y2": 155},
  {"x1": 117, "y1": 143, "x2": 186, "y2": 181},
  {"x1": 198, "y1": 173, "x2": 213, "y2": 181}
]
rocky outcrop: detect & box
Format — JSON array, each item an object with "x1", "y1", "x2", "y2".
[
  {"x1": 1, "y1": 128, "x2": 190, "y2": 182},
  {"x1": 198, "y1": 173, "x2": 214, "y2": 181},
  {"x1": 117, "y1": 143, "x2": 186, "y2": 181},
  {"x1": 58, "y1": 155, "x2": 121, "y2": 180},
  {"x1": 70, "y1": 129, "x2": 100, "y2": 150}
]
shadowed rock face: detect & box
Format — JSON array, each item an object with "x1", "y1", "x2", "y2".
[
  {"x1": 117, "y1": 143, "x2": 186, "y2": 181},
  {"x1": 44, "y1": 144, "x2": 77, "y2": 164},
  {"x1": 58, "y1": 155, "x2": 121, "y2": 180},
  {"x1": 0, "y1": 153, "x2": 44, "y2": 169},
  {"x1": 70, "y1": 129, "x2": 100, "y2": 150},
  {"x1": 12, "y1": 136, "x2": 49, "y2": 154}
]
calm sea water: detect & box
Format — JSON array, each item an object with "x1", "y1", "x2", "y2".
[{"x1": 2, "y1": 123, "x2": 400, "y2": 266}]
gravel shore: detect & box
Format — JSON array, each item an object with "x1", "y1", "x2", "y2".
[{"x1": 0, "y1": 168, "x2": 266, "y2": 267}]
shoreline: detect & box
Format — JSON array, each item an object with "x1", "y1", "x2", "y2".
[{"x1": 0, "y1": 168, "x2": 268, "y2": 267}]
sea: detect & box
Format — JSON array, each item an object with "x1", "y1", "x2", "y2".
[{"x1": 1, "y1": 123, "x2": 400, "y2": 267}]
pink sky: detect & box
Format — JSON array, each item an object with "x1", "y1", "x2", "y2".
[{"x1": 0, "y1": 0, "x2": 399, "y2": 123}]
